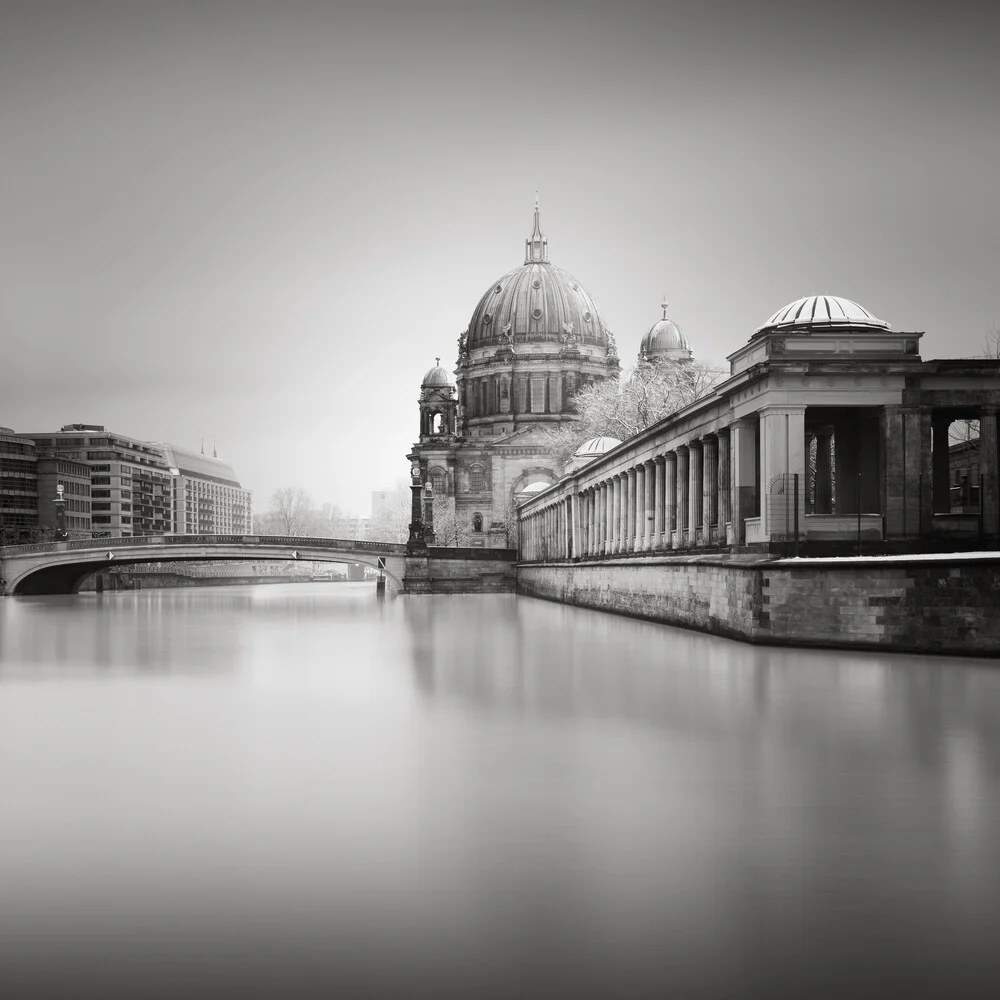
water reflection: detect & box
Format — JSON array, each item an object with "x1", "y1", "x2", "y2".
[{"x1": 1, "y1": 585, "x2": 999, "y2": 998}]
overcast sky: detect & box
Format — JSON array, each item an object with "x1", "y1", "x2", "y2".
[{"x1": 2, "y1": 0, "x2": 997, "y2": 515}]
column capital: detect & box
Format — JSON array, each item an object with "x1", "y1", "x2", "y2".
[
  {"x1": 758, "y1": 404, "x2": 807, "y2": 418},
  {"x1": 643, "y1": 458, "x2": 656, "y2": 469}
]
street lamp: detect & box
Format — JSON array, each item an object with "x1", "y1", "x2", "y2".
[{"x1": 54, "y1": 483, "x2": 68, "y2": 541}]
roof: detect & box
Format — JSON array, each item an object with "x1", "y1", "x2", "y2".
[
  {"x1": 155, "y1": 443, "x2": 244, "y2": 487},
  {"x1": 757, "y1": 295, "x2": 889, "y2": 334}
]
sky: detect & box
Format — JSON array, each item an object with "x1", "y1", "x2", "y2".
[{"x1": 2, "y1": 0, "x2": 998, "y2": 516}]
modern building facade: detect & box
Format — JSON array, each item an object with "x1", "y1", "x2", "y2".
[
  {"x1": 0, "y1": 429, "x2": 39, "y2": 543},
  {"x1": 36, "y1": 456, "x2": 92, "y2": 536},
  {"x1": 156, "y1": 444, "x2": 253, "y2": 535},
  {"x1": 408, "y1": 202, "x2": 619, "y2": 545},
  {"x1": 26, "y1": 425, "x2": 173, "y2": 537}
]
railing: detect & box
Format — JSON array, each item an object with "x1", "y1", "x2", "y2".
[{"x1": 0, "y1": 534, "x2": 408, "y2": 556}]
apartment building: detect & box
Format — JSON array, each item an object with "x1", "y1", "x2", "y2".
[{"x1": 156, "y1": 444, "x2": 253, "y2": 535}]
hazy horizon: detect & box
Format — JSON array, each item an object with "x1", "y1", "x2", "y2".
[{"x1": 2, "y1": 0, "x2": 998, "y2": 516}]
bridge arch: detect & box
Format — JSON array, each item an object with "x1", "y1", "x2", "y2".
[{"x1": 1, "y1": 536, "x2": 408, "y2": 596}]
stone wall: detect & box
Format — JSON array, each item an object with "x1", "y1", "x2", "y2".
[
  {"x1": 517, "y1": 556, "x2": 1000, "y2": 657},
  {"x1": 404, "y1": 547, "x2": 518, "y2": 594}
]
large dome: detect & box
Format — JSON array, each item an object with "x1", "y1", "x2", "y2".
[
  {"x1": 756, "y1": 295, "x2": 889, "y2": 334},
  {"x1": 465, "y1": 204, "x2": 610, "y2": 351}
]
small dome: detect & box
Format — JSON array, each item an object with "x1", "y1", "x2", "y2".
[
  {"x1": 757, "y1": 295, "x2": 889, "y2": 334},
  {"x1": 421, "y1": 358, "x2": 453, "y2": 387},
  {"x1": 640, "y1": 299, "x2": 691, "y2": 362},
  {"x1": 574, "y1": 436, "x2": 622, "y2": 458}
]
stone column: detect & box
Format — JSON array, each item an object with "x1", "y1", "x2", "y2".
[
  {"x1": 981, "y1": 406, "x2": 999, "y2": 538},
  {"x1": 731, "y1": 418, "x2": 757, "y2": 544},
  {"x1": 625, "y1": 468, "x2": 636, "y2": 552},
  {"x1": 676, "y1": 447, "x2": 688, "y2": 547},
  {"x1": 758, "y1": 406, "x2": 806, "y2": 541},
  {"x1": 665, "y1": 452, "x2": 677, "y2": 547},
  {"x1": 611, "y1": 475, "x2": 622, "y2": 552},
  {"x1": 631, "y1": 465, "x2": 642, "y2": 550},
  {"x1": 688, "y1": 441, "x2": 702, "y2": 543},
  {"x1": 653, "y1": 457, "x2": 665, "y2": 548},
  {"x1": 932, "y1": 414, "x2": 952, "y2": 514},
  {"x1": 717, "y1": 429, "x2": 731, "y2": 542},
  {"x1": 633, "y1": 465, "x2": 645, "y2": 550},
  {"x1": 605, "y1": 480, "x2": 613, "y2": 554},
  {"x1": 567, "y1": 495, "x2": 575, "y2": 559},
  {"x1": 702, "y1": 435, "x2": 717, "y2": 544},
  {"x1": 643, "y1": 460, "x2": 655, "y2": 550}
]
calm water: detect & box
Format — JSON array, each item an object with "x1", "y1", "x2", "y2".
[{"x1": 1, "y1": 583, "x2": 999, "y2": 999}]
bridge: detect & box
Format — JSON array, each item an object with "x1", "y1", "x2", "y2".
[{"x1": 0, "y1": 534, "x2": 409, "y2": 596}]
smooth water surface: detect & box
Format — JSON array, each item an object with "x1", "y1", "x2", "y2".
[{"x1": 1, "y1": 583, "x2": 999, "y2": 998}]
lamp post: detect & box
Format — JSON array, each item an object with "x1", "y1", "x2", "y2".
[
  {"x1": 54, "y1": 483, "x2": 68, "y2": 541},
  {"x1": 407, "y1": 460, "x2": 426, "y2": 552}
]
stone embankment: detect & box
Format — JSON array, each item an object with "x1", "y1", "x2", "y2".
[{"x1": 517, "y1": 553, "x2": 1000, "y2": 657}]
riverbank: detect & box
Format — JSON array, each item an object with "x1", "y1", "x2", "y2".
[{"x1": 517, "y1": 552, "x2": 1000, "y2": 657}]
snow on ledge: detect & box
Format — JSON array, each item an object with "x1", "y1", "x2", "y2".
[{"x1": 773, "y1": 551, "x2": 1000, "y2": 565}]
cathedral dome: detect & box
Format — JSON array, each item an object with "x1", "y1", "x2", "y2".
[
  {"x1": 756, "y1": 295, "x2": 890, "y2": 334},
  {"x1": 640, "y1": 298, "x2": 691, "y2": 362},
  {"x1": 465, "y1": 203, "x2": 610, "y2": 352},
  {"x1": 421, "y1": 358, "x2": 453, "y2": 387}
]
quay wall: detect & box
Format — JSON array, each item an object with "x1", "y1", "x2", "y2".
[
  {"x1": 516, "y1": 556, "x2": 1000, "y2": 657},
  {"x1": 404, "y1": 547, "x2": 518, "y2": 594}
]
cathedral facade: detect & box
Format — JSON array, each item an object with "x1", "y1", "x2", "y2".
[{"x1": 408, "y1": 204, "x2": 621, "y2": 546}]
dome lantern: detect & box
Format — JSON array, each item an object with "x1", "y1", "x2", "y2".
[{"x1": 524, "y1": 191, "x2": 549, "y2": 264}]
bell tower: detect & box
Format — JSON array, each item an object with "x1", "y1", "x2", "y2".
[{"x1": 418, "y1": 358, "x2": 458, "y2": 441}]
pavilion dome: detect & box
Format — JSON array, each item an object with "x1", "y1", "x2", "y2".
[
  {"x1": 756, "y1": 295, "x2": 890, "y2": 334},
  {"x1": 574, "y1": 436, "x2": 622, "y2": 459},
  {"x1": 421, "y1": 358, "x2": 453, "y2": 387},
  {"x1": 640, "y1": 298, "x2": 691, "y2": 361},
  {"x1": 465, "y1": 202, "x2": 611, "y2": 352}
]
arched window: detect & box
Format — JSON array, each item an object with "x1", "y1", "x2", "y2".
[
  {"x1": 469, "y1": 465, "x2": 485, "y2": 492},
  {"x1": 472, "y1": 512, "x2": 483, "y2": 532},
  {"x1": 430, "y1": 468, "x2": 447, "y2": 494},
  {"x1": 431, "y1": 412, "x2": 443, "y2": 434}
]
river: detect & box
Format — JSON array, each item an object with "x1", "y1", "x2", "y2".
[{"x1": 1, "y1": 583, "x2": 998, "y2": 998}]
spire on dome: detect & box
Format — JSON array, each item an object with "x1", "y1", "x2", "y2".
[
  {"x1": 661, "y1": 295, "x2": 669, "y2": 320},
  {"x1": 524, "y1": 192, "x2": 549, "y2": 263}
]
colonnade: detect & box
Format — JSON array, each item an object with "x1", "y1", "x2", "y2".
[{"x1": 520, "y1": 423, "x2": 763, "y2": 562}]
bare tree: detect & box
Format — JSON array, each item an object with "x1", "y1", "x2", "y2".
[
  {"x1": 982, "y1": 323, "x2": 1000, "y2": 359},
  {"x1": 367, "y1": 481, "x2": 412, "y2": 543},
  {"x1": 542, "y1": 359, "x2": 726, "y2": 469},
  {"x1": 431, "y1": 494, "x2": 471, "y2": 547},
  {"x1": 255, "y1": 487, "x2": 320, "y2": 536}
]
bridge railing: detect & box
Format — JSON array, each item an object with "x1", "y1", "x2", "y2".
[{"x1": 0, "y1": 534, "x2": 408, "y2": 556}]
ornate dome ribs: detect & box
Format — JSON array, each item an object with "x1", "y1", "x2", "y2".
[{"x1": 757, "y1": 295, "x2": 890, "y2": 334}]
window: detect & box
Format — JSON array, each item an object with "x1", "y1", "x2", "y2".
[
  {"x1": 472, "y1": 512, "x2": 483, "y2": 532},
  {"x1": 92, "y1": 489, "x2": 111, "y2": 498},
  {"x1": 92, "y1": 503, "x2": 111, "y2": 511},
  {"x1": 469, "y1": 465, "x2": 485, "y2": 492},
  {"x1": 92, "y1": 515, "x2": 111, "y2": 524},
  {"x1": 91, "y1": 476, "x2": 111, "y2": 485}
]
